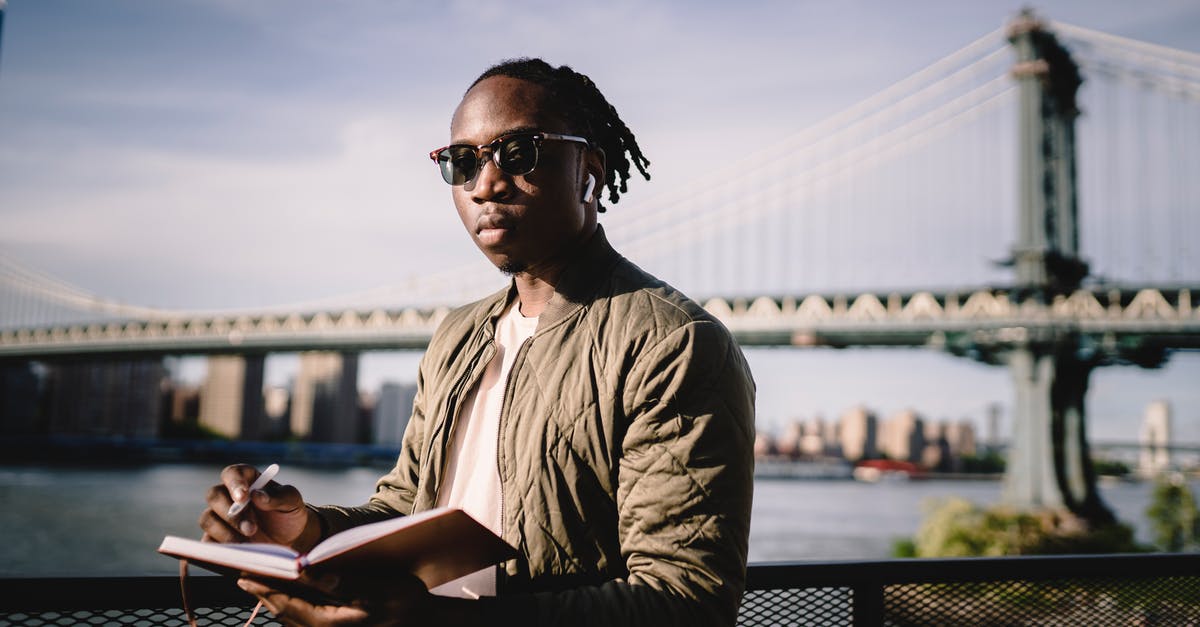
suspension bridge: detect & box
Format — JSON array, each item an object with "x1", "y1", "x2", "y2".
[{"x1": 2, "y1": 13, "x2": 1199, "y2": 522}]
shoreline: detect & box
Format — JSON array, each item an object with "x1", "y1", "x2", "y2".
[
  {"x1": 0, "y1": 434, "x2": 402, "y2": 469},
  {"x1": 0, "y1": 437, "x2": 1144, "y2": 483},
  {"x1": 0, "y1": 436, "x2": 1004, "y2": 481}
]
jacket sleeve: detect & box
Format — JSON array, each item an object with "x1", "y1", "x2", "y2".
[
  {"x1": 310, "y1": 355, "x2": 429, "y2": 535},
  {"x1": 500, "y1": 319, "x2": 757, "y2": 627}
]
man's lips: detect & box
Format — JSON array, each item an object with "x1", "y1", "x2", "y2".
[{"x1": 476, "y1": 214, "x2": 516, "y2": 246}]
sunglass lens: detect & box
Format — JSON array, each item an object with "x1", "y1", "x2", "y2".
[
  {"x1": 497, "y1": 136, "x2": 538, "y2": 176},
  {"x1": 440, "y1": 146, "x2": 479, "y2": 185}
]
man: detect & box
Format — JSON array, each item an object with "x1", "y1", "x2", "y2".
[{"x1": 200, "y1": 58, "x2": 756, "y2": 626}]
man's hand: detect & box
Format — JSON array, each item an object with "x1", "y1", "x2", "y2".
[
  {"x1": 236, "y1": 569, "x2": 440, "y2": 627},
  {"x1": 199, "y1": 464, "x2": 322, "y2": 551}
]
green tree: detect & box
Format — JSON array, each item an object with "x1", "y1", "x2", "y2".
[
  {"x1": 1145, "y1": 475, "x2": 1200, "y2": 552},
  {"x1": 898, "y1": 497, "x2": 1143, "y2": 557}
]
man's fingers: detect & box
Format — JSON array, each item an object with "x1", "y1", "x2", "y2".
[
  {"x1": 252, "y1": 481, "x2": 304, "y2": 513},
  {"x1": 197, "y1": 507, "x2": 243, "y2": 543},
  {"x1": 238, "y1": 578, "x2": 369, "y2": 626},
  {"x1": 205, "y1": 483, "x2": 235, "y2": 516},
  {"x1": 220, "y1": 464, "x2": 260, "y2": 503},
  {"x1": 202, "y1": 480, "x2": 260, "y2": 538},
  {"x1": 237, "y1": 579, "x2": 288, "y2": 620}
]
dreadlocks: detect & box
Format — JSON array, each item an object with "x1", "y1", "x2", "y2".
[{"x1": 471, "y1": 58, "x2": 651, "y2": 212}]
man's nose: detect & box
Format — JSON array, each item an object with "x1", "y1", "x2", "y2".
[{"x1": 470, "y1": 156, "x2": 511, "y2": 203}]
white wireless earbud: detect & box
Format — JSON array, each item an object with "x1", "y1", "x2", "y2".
[{"x1": 583, "y1": 174, "x2": 596, "y2": 204}]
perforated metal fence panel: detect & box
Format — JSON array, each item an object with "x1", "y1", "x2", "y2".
[
  {"x1": 883, "y1": 576, "x2": 1200, "y2": 626},
  {"x1": 737, "y1": 587, "x2": 853, "y2": 626},
  {"x1": 0, "y1": 606, "x2": 279, "y2": 627},
  {"x1": 3, "y1": 556, "x2": 1199, "y2": 626}
]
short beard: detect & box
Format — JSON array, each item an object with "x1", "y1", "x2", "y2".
[{"x1": 498, "y1": 260, "x2": 527, "y2": 276}]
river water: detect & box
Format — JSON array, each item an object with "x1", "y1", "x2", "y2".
[{"x1": 0, "y1": 464, "x2": 1178, "y2": 577}]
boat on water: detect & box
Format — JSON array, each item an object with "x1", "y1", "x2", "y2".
[{"x1": 851, "y1": 459, "x2": 927, "y2": 482}]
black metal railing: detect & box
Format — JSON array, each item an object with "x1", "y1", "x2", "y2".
[{"x1": 2, "y1": 554, "x2": 1198, "y2": 626}]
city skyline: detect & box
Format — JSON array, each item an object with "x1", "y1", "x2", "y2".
[
  {"x1": 3, "y1": 1, "x2": 1199, "y2": 443},
  {"x1": 162, "y1": 346, "x2": 1198, "y2": 445}
]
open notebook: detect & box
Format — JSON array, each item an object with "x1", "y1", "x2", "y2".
[{"x1": 159, "y1": 507, "x2": 516, "y2": 595}]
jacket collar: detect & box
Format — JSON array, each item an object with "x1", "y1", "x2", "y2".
[
  {"x1": 538, "y1": 224, "x2": 621, "y2": 330},
  {"x1": 482, "y1": 224, "x2": 622, "y2": 334}
]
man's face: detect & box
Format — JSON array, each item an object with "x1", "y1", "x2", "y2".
[{"x1": 448, "y1": 76, "x2": 597, "y2": 275}]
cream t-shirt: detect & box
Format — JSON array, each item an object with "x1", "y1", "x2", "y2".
[{"x1": 430, "y1": 301, "x2": 538, "y2": 598}]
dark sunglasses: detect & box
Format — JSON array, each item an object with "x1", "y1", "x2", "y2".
[{"x1": 429, "y1": 132, "x2": 591, "y2": 185}]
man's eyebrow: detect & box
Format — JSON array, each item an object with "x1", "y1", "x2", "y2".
[
  {"x1": 450, "y1": 125, "x2": 542, "y2": 145},
  {"x1": 498, "y1": 125, "x2": 541, "y2": 136}
]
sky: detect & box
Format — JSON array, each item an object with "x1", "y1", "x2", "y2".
[{"x1": 1, "y1": 0, "x2": 1198, "y2": 443}]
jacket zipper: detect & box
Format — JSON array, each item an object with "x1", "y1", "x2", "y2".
[
  {"x1": 422, "y1": 332, "x2": 495, "y2": 508},
  {"x1": 495, "y1": 334, "x2": 533, "y2": 593}
]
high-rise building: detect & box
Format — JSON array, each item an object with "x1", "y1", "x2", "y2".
[
  {"x1": 374, "y1": 381, "x2": 417, "y2": 447},
  {"x1": 986, "y1": 402, "x2": 1003, "y2": 450},
  {"x1": 753, "y1": 430, "x2": 776, "y2": 458},
  {"x1": 775, "y1": 420, "x2": 804, "y2": 459},
  {"x1": 165, "y1": 383, "x2": 201, "y2": 426},
  {"x1": 800, "y1": 416, "x2": 827, "y2": 458},
  {"x1": 44, "y1": 359, "x2": 166, "y2": 438},
  {"x1": 945, "y1": 420, "x2": 977, "y2": 458},
  {"x1": 254, "y1": 385, "x2": 289, "y2": 441},
  {"x1": 291, "y1": 351, "x2": 360, "y2": 443},
  {"x1": 879, "y1": 409, "x2": 925, "y2": 463},
  {"x1": 821, "y1": 418, "x2": 840, "y2": 458},
  {"x1": 198, "y1": 355, "x2": 265, "y2": 439},
  {"x1": 1139, "y1": 400, "x2": 1171, "y2": 478},
  {"x1": 921, "y1": 421, "x2": 953, "y2": 470},
  {"x1": 839, "y1": 406, "x2": 878, "y2": 461}
]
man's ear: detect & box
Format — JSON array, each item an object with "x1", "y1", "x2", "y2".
[{"x1": 586, "y1": 147, "x2": 607, "y2": 200}]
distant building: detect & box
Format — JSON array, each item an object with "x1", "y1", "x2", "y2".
[
  {"x1": 357, "y1": 390, "x2": 375, "y2": 444},
  {"x1": 753, "y1": 430, "x2": 776, "y2": 458},
  {"x1": 198, "y1": 355, "x2": 266, "y2": 439},
  {"x1": 839, "y1": 406, "x2": 878, "y2": 461},
  {"x1": 374, "y1": 381, "x2": 416, "y2": 447},
  {"x1": 821, "y1": 418, "x2": 840, "y2": 457},
  {"x1": 291, "y1": 351, "x2": 360, "y2": 444},
  {"x1": 945, "y1": 420, "x2": 977, "y2": 458},
  {"x1": 879, "y1": 409, "x2": 925, "y2": 463},
  {"x1": 921, "y1": 421, "x2": 952, "y2": 471},
  {"x1": 761, "y1": 406, "x2": 981, "y2": 470},
  {"x1": 775, "y1": 420, "x2": 804, "y2": 459},
  {"x1": 262, "y1": 385, "x2": 290, "y2": 439},
  {"x1": 800, "y1": 416, "x2": 828, "y2": 458},
  {"x1": 44, "y1": 359, "x2": 166, "y2": 438},
  {"x1": 985, "y1": 402, "x2": 1003, "y2": 450},
  {"x1": 164, "y1": 382, "x2": 201, "y2": 427},
  {"x1": 1139, "y1": 400, "x2": 1171, "y2": 478}
]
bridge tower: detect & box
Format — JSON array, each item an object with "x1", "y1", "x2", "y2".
[{"x1": 1002, "y1": 11, "x2": 1113, "y2": 524}]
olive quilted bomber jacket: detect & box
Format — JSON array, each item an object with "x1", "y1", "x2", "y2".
[{"x1": 316, "y1": 226, "x2": 756, "y2": 627}]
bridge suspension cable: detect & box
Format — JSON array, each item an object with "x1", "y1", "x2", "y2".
[
  {"x1": 0, "y1": 254, "x2": 169, "y2": 328},
  {"x1": 618, "y1": 76, "x2": 1017, "y2": 268},
  {"x1": 1052, "y1": 20, "x2": 1200, "y2": 287},
  {"x1": 1053, "y1": 21, "x2": 1200, "y2": 78},
  {"x1": 603, "y1": 30, "x2": 1011, "y2": 245}
]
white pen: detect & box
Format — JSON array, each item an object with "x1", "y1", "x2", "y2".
[{"x1": 227, "y1": 463, "x2": 280, "y2": 518}]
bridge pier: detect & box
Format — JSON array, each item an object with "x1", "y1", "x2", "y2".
[
  {"x1": 1000, "y1": 12, "x2": 1114, "y2": 527},
  {"x1": 1003, "y1": 346, "x2": 1113, "y2": 524}
]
